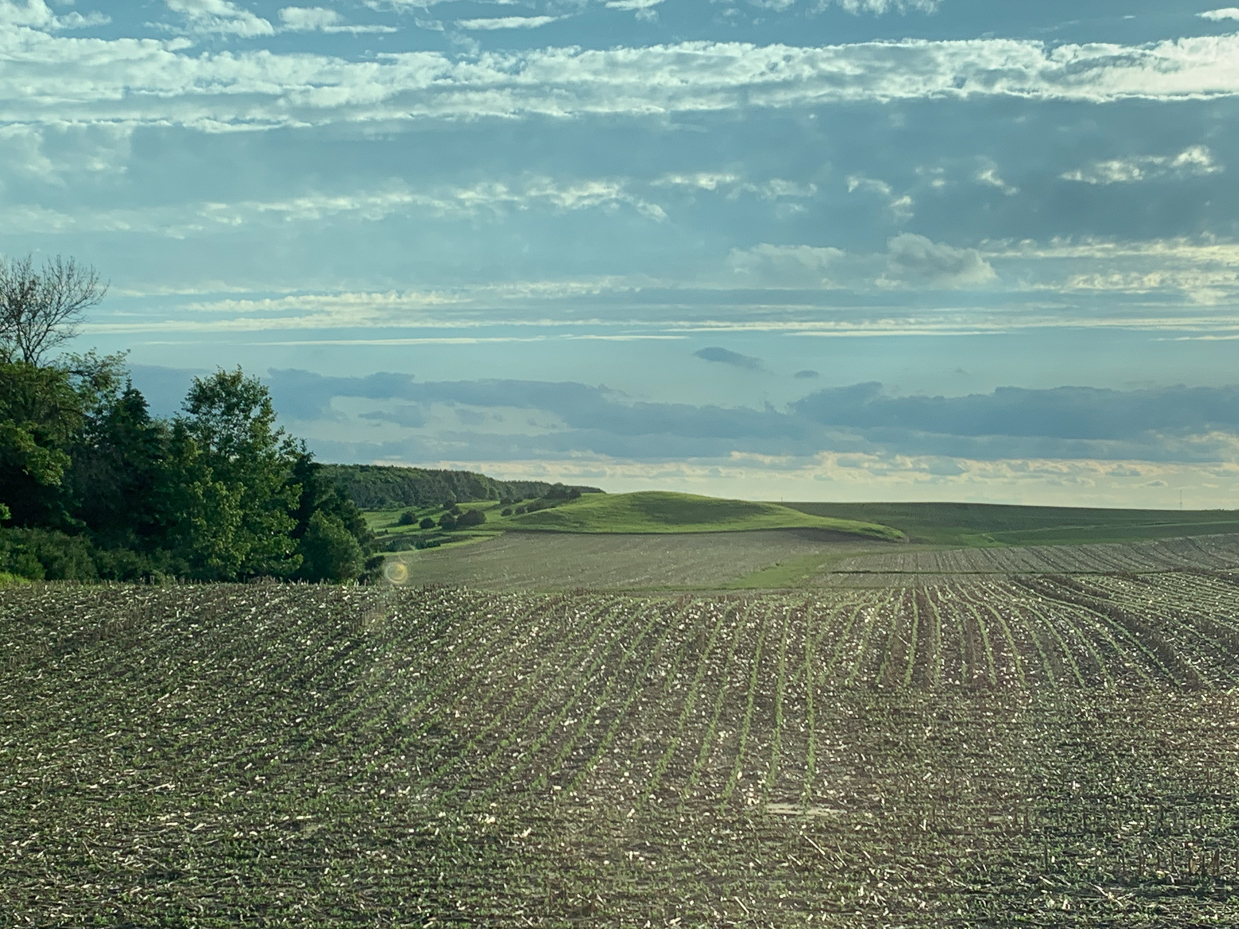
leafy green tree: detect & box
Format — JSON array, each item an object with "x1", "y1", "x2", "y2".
[
  {"x1": 64, "y1": 353, "x2": 168, "y2": 549},
  {"x1": 298, "y1": 510, "x2": 365, "y2": 582},
  {"x1": 286, "y1": 450, "x2": 378, "y2": 581},
  {"x1": 456, "y1": 508, "x2": 486, "y2": 528},
  {"x1": 160, "y1": 369, "x2": 301, "y2": 580},
  {"x1": 0, "y1": 359, "x2": 82, "y2": 527}
]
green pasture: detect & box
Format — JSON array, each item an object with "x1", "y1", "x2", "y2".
[
  {"x1": 492, "y1": 491, "x2": 904, "y2": 540},
  {"x1": 784, "y1": 501, "x2": 1239, "y2": 547}
]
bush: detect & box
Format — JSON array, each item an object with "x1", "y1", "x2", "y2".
[
  {"x1": 514, "y1": 505, "x2": 526, "y2": 515},
  {"x1": 438, "y1": 514, "x2": 457, "y2": 531},
  {"x1": 457, "y1": 509, "x2": 486, "y2": 528},
  {"x1": 396, "y1": 509, "x2": 418, "y2": 526},
  {"x1": 297, "y1": 511, "x2": 365, "y2": 582},
  {"x1": 500, "y1": 507, "x2": 512, "y2": 517},
  {"x1": 418, "y1": 517, "x2": 436, "y2": 530},
  {"x1": 0, "y1": 527, "x2": 98, "y2": 581}
]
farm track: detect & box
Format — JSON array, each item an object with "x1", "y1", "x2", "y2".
[{"x1": 7, "y1": 579, "x2": 1239, "y2": 925}]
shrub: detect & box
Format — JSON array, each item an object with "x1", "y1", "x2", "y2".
[
  {"x1": 457, "y1": 509, "x2": 486, "y2": 528},
  {"x1": 438, "y1": 514, "x2": 457, "y2": 530},
  {"x1": 500, "y1": 507, "x2": 512, "y2": 517},
  {"x1": 0, "y1": 527, "x2": 98, "y2": 581},
  {"x1": 418, "y1": 517, "x2": 436, "y2": 530},
  {"x1": 396, "y1": 509, "x2": 418, "y2": 526},
  {"x1": 297, "y1": 511, "x2": 364, "y2": 582}
]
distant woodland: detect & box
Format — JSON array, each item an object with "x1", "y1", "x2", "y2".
[{"x1": 323, "y1": 464, "x2": 600, "y2": 510}]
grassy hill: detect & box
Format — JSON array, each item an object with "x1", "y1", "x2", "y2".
[
  {"x1": 494, "y1": 491, "x2": 904, "y2": 541},
  {"x1": 784, "y1": 501, "x2": 1239, "y2": 547}
]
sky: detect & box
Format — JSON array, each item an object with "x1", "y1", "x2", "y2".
[{"x1": 5, "y1": 0, "x2": 1239, "y2": 506}]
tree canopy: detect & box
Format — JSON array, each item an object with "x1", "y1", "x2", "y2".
[{"x1": 0, "y1": 358, "x2": 378, "y2": 583}]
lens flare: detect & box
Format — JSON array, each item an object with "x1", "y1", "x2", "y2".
[{"x1": 383, "y1": 560, "x2": 409, "y2": 585}]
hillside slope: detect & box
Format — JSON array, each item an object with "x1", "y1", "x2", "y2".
[{"x1": 497, "y1": 491, "x2": 904, "y2": 541}]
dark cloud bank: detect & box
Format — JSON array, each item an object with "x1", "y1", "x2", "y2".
[
  {"x1": 129, "y1": 366, "x2": 1239, "y2": 466},
  {"x1": 694, "y1": 347, "x2": 764, "y2": 370}
]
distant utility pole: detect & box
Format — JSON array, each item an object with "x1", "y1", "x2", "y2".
[{"x1": 1180, "y1": 490, "x2": 1184, "y2": 511}]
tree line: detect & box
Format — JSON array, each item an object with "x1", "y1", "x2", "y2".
[
  {"x1": 323, "y1": 464, "x2": 601, "y2": 510},
  {"x1": 0, "y1": 255, "x2": 377, "y2": 583}
]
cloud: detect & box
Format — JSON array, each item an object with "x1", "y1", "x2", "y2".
[
  {"x1": 0, "y1": 176, "x2": 667, "y2": 235},
  {"x1": 278, "y1": 6, "x2": 342, "y2": 30},
  {"x1": 1062, "y1": 145, "x2": 1224, "y2": 185},
  {"x1": 819, "y1": 0, "x2": 940, "y2": 13},
  {"x1": 791, "y1": 382, "x2": 1239, "y2": 443},
  {"x1": 793, "y1": 369, "x2": 820, "y2": 379},
  {"x1": 251, "y1": 369, "x2": 1239, "y2": 469},
  {"x1": 5, "y1": 33, "x2": 1239, "y2": 130},
  {"x1": 880, "y1": 234, "x2": 996, "y2": 288},
  {"x1": 163, "y1": 0, "x2": 275, "y2": 36},
  {"x1": 975, "y1": 163, "x2": 1017, "y2": 196},
  {"x1": 694, "y1": 346, "x2": 763, "y2": 370},
  {"x1": 846, "y1": 175, "x2": 913, "y2": 220},
  {"x1": 727, "y1": 244, "x2": 844, "y2": 287},
  {"x1": 0, "y1": 0, "x2": 109, "y2": 29},
  {"x1": 605, "y1": 0, "x2": 663, "y2": 22},
  {"x1": 1199, "y1": 8, "x2": 1239, "y2": 20},
  {"x1": 277, "y1": 6, "x2": 398, "y2": 32},
  {"x1": 360, "y1": 404, "x2": 429, "y2": 428},
  {"x1": 456, "y1": 15, "x2": 561, "y2": 30}
]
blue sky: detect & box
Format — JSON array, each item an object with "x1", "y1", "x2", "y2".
[{"x1": 5, "y1": 0, "x2": 1239, "y2": 505}]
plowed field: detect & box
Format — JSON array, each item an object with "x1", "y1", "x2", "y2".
[{"x1": 6, "y1": 577, "x2": 1239, "y2": 926}]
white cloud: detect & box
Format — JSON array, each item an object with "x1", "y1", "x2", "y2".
[
  {"x1": 727, "y1": 243, "x2": 845, "y2": 287},
  {"x1": 847, "y1": 175, "x2": 914, "y2": 220},
  {"x1": 819, "y1": 0, "x2": 939, "y2": 13},
  {"x1": 279, "y1": 5, "x2": 397, "y2": 33},
  {"x1": 1199, "y1": 8, "x2": 1239, "y2": 20},
  {"x1": 0, "y1": 123, "x2": 131, "y2": 184},
  {"x1": 164, "y1": 0, "x2": 274, "y2": 36},
  {"x1": 1062, "y1": 145, "x2": 1224, "y2": 185},
  {"x1": 0, "y1": 33, "x2": 1239, "y2": 131},
  {"x1": 880, "y1": 233, "x2": 997, "y2": 288},
  {"x1": 0, "y1": 0, "x2": 108, "y2": 29},
  {"x1": 456, "y1": 15, "x2": 561, "y2": 29},
  {"x1": 279, "y1": 6, "x2": 341, "y2": 29},
  {"x1": 654, "y1": 172, "x2": 742, "y2": 190},
  {"x1": 0, "y1": 176, "x2": 667, "y2": 236},
  {"x1": 976, "y1": 162, "x2": 1018, "y2": 195},
  {"x1": 605, "y1": 0, "x2": 663, "y2": 22}
]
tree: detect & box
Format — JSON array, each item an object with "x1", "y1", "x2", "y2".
[
  {"x1": 0, "y1": 255, "x2": 106, "y2": 364},
  {"x1": 161, "y1": 369, "x2": 301, "y2": 579},
  {"x1": 456, "y1": 508, "x2": 486, "y2": 528},
  {"x1": 298, "y1": 510, "x2": 365, "y2": 582},
  {"x1": 286, "y1": 450, "x2": 378, "y2": 581},
  {"x1": 64, "y1": 353, "x2": 168, "y2": 548},
  {"x1": 0, "y1": 359, "x2": 83, "y2": 526}
]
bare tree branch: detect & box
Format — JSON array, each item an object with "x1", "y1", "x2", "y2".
[{"x1": 0, "y1": 254, "x2": 107, "y2": 365}]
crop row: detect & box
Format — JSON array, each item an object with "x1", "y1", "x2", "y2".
[
  {"x1": 7, "y1": 580, "x2": 1239, "y2": 925},
  {"x1": 834, "y1": 533, "x2": 1239, "y2": 576}
]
